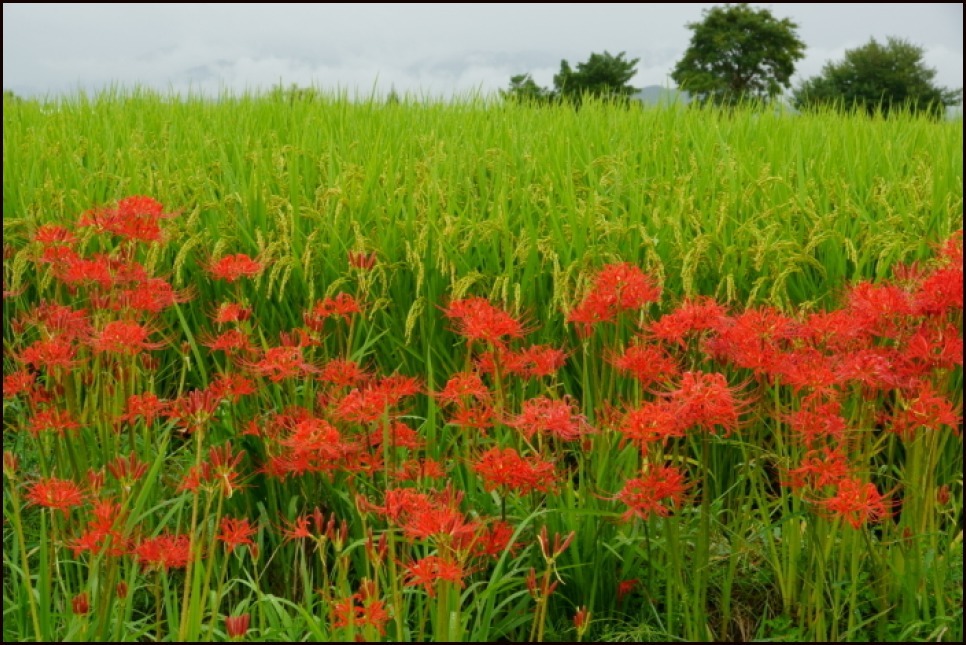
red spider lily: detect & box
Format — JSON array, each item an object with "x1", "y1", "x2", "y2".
[
  {"x1": 246, "y1": 345, "x2": 317, "y2": 382},
  {"x1": 889, "y1": 382, "x2": 962, "y2": 438},
  {"x1": 118, "y1": 392, "x2": 166, "y2": 427},
  {"x1": 568, "y1": 263, "x2": 661, "y2": 336},
  {"x1": 333, "y1": 375, "x2": 422, "y2": 424},
  {"x1": 786, "y1": 447, "x2": 853, "y2": 490},
  {"x1": 33, "y1": 224, "x2": 77, "y2": 245},
  {"x1": 133, "y1": 533, "x2": 191, "y2": 570},
  {"x1": 69, "y1": 499, "x2": 126, "y2": 557},
  {"x1": 18, "y1": 336, "x2": 79, "y2": 371},
  {"x1": 818, "y1": 477, "x2": 889, "y2": 528},
  {"x1": 203, "y1": 329, "x2": 252, "y2": 354},
  {"x1": 394, "y1": 458, "x2": 447, "y2": 482},
  {"x1": 618, "y1": 400, "x2": 687, "y2": 450},
  {"x1": 703, "y1": 307, "x2": 795, "y2": 375},
  {"x1": 446, "y1": 402, "x2": 496, "y2": 431},
  {"x1": 843, "y1": 281, "x2": 916, "y2": 339},
  {"x1": 28, "y1": 408, "x2": 81, "y2": 437},
  {"x1": 666, "y1": 371, "x2": 746, "y2": 435},
  {"x1": 785, "y1": 394, "x2": 848, "y2": 447},
  {"x1": 213, "y1": 301, "x2": 252, "y2": 324},
  {"x1": 115, "y1": 278, "x2": 190, "y2": 313},
  {"x1": 207, "y1": 253, "x2": 263, "y2": 282},
  {"x1": 647, "y1": 296, "x2": 727, "y2": 347},
  {"x1": 616, "y1": 465, "x2": 688, "y2": 521},
  {"x1": 21, "y1": 302, "x2": 92, "y2": 340},
  {"x1": 404, "y1": 556, "x2": 465, "y2": 597},
  {"x1": 164, "y1": 388, "x2": 221, "y2": 434},
  {"x1": 835, "y1": 347, "x2": 914, "y2": 392},
  {"x1": 442, "y1": 296, "x2": 525, "y2": 346},
  {"x1": 469, "y1": 520, "x2": 517, "y2": 559},
  {"x1": 25, "y1": 477, "x2": 85, "y2": 515},
  {"x1": 348, "y1": 250, "x2": 378, "y2": 270},
  {"x1": 107, "y1": 453, "x2": 149, "y2": 487},
  {"x1": 436, "y1": 371, "x2": 492, "y2": 406},
  {"x1": 574, "y1": 606, "x2": 591, "y2": 636},
  {"x1": 399, "y1": 504, "x2": 478, "y2": 543},
  {"x1": 2, "y1": 370, "x2": 36, "y2": 399},
  {"x1": 179, "y1": 444, "x2": 246, "y2": 496},
  {"x1": 224, "y1": 614, "x2": 251, "y2": 639},
  {"x1": 305, "y1": 293, "x2": 362, "y2": 327},
  {"x1": 367, "y1": 420, "x2": 424, "y2": 451},
  {"x1": 915, "y1": 266, "x2": 964, "y2": 315},
  {"x1": 902, "y1": 321, "x2": 964, "y2": 370},
  {"x1": 318, "y1": 358, "x2": 370, "y2": 388},
  {"x1": 499, "y1": 344, "x2": 568, "y2": 379},
  {"x1": 279, "y1": 417, "x2": 344, "y2": 466},
  {"x1": 617, "y1": 578, "x2": 639, "y2": 601},
  {"x1": 89, "y1": 320, "x2": 165, "y2": 355},
  {"x1": 71, "y1": 593, "x2": 90, "y2": 616},
  {"x1": 473, "y1": 447, "x2": 556, "y2": 495},
  {"x1": 506, "y1": 395, "x2": 592, "y2": 441},
  {"x1": 610, "y1": 342, "x2": 679, "y2": 386},
  {"x1": 331, "y1": 585, "x2": 390, "y2": 635},
  {"x1": 217, "y1": 516, "x2": 257, "y2": 555},
  {"x1": 771, "y1": 348, "x2": 840, "y2": 392},
  {"x1": 209, "y1": 373, "x2": 257, "y2": 402}
]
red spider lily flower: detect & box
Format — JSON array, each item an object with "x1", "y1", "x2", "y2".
[
  {"x1": 574, "y1": 606, "x2": 591, "y2": 635},
  {"x1": 3, "y1": 370, "x2": 36, "y2": 399},
  {"x1": 133, "y1": 533, "x2": 191, "y2": 571},
  {"x1": 835, "y1": 347, "x2": 914, "y2": 392},
  {"x1": 618, "y1": 400, "x2": 687, "y2": 450},
  {"x1": 164, "y1": 388, "x2": 221, "y2": 434},
  {"x1": 331, "y1": 587, "x2": 390, "y2": 635},
  {"x1": 33, "y1": 224, "x2": 77, "y2": 245},
  {"x1": 568, "y1": 263, "x2": 661, "y2": 336},
  {"x1": 26, "y1": 477, "x2": 85, "y2": 515},
  {"x1": 115, "y1": 278, "x2": 190, "y2": 313},
  {"x1": 703, "y1": 307, "x2": 795, "y2": 374},
  {"x1": 915, "y1": 266, "x2": 964, "y2": 315},
  {"x1": 217, "y1": 516, "x2": 257, "y2": 555},
  {"x1": 79, "y1": 196, "x2": 171, "y2": 243},
  {"x1": 507, "y1": 395, "x2": 592, "y2": 441},
  {"x1": 207, "y1": 253, "x2": 263, "y2": 282},
  {"x1": 436, "y1": 371, "x2": 492, "y2": 405},
  {"x1": 902, "y1": 321, "x2": 964, "y2": 370},
  {"x1": 318, "y1": 358, "x2": 370, "y2": 388},
  {"x1": 213, "y1": 301, "x2": 252, "y2": 324},
  {"x1": 202, "y1": 328, "x2": 252, "y2": 354},
  {"x1": 334, "y1": 375, "x2": 422, "y2": 424},
  {"x1": 442, "y1": 296, "x2": 525, "y2": 346},
  {"x1": 107, "y1": 453, "x2": 149, "y2": 488},
  {"x1": 616, "y1": 465, "x2": 688, "y2": 521},
  {"x1": 71, "y1": 593, "x2": 90, "y2": 616},
  {"x1": 69, "y1": 499, "x2": 126, "y2": 557},
  {"x1": 617, "y1": 578, "x2": 639, "y2": 601},
  {"x1": 348, "y1": 250, "x2": 378, "y2": 270},
  {"x1": 889, "y1": 383, "x2": 962, "y2": 438},
  {"x1": 28, "y1": 408, "x2": 81, "y2": 437},
  {"x1": 209, "y1": 373, "x2": 257, "y2": 402},
  {"x1": 473, "y1": 447, "x2": 556, "y2": 495},
  {"x1": 18, "y1": 337, "x2": 79, "y2": 371},
  {"x1": 771, "y1": 348, "x2": 840, "y2": 392},
  {"x1": 224, "y1": 614, "x2": 251, "y2": 639},
  {"x1": 246, "y1": 345, "x2": 317, "y2": 382},
  {"x1": 404, "y1": 556, "x2": 465, "y2": 597},
  {"x1": 89, "y1": 320, "x2": 165, "y2": 355},
  {"x1": 446, "y1": 402, "x2": 495, "y2": 431},
  {"x1": 666, "y1": 371, "x2": 746, "y2": 435},
  {"x1": 647, "y1": 296, "x2": 727, "y2": 347},
  {"x1": 21, "y1": 302, "x2": 92, "y2": 340},
  {"x1": 785, "y1": 394, "x2": 848, "y2": 447},
  {"x1": 785, "y1": 447, "x2": 853, "y2": 490},
  {"x1": 399, "y1": 504, "x2": 478, "y2": 543},
  {"x1": 368, "y1": 420, "x2": 425, "y2": 451},
  {"x1": 818, "y1": 477, "x2": 889, "y2": 528},
  {"x1": 306, "y1": 293, "x2": 362, "y2": 327},
  {"x1": 470, "y1": 520, "x2": 517, "y2": 559},
  {"x1": 610, "y1": 342, "x2": 679, "y2": 386},
  {"x1": 502, "y1": 344, "x2": 569, "y2": 379},
  {"x1": 844, "y1": 281, "x2": 915, "y2": 338},
  {"x1": 118, "y1": 392, "x2": 166, "y2": 427},
  {"x1": 281, "y1": 515, "x2": 315, "y2": 541}
]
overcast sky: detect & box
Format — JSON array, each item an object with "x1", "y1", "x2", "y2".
[{"x1": 3, "y1": 3, "x2": 963, "y2": 99}]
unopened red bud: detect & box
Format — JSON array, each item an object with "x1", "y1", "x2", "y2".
[
  {"x1": 937, "y1": 484, "x2": 951, "y2": 506},
  {"x1": 116, "y1": 581, "x2": 129, "y2": 599},
  {"x1": 72, "y1": 592, "x2": 90, "y2": 616},
  {"x1": 225, "y1": 613, "x2": 250, "y2": 639}
]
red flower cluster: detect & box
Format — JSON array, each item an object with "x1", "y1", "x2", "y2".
[
  {"x1": 442, "y1": 297, "x2": 525, "y2": 346},
  {"x1": 568, "y1": 263, "x2": 661, "y2": 336},
  {"x1": 473, "y1": 447, "x2": 556, "y2": 494},
  {"x1": 617, "y1": 465, "x2": 688, "y2": 521}
]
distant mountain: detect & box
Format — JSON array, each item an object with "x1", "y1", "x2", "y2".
[{"x1": 633, "y1": 85, "x2": 690, "y2": 105}]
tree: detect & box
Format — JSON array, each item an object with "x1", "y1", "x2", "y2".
[
  {"x1": 503, "y1": 51, "x2": 639, "y2": 106},
  {"x1": 671, "y1": 3, "x2": 805, "y2": 105},
  {"x1": 553, "y1": 51, "x2": 640, "y2": 104},
  {"x1": 793, "y1": 37, "x2": 962, "y2": 118}
]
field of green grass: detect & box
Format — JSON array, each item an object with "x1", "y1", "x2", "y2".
[{"x1": 3, "y1": 92, "x2": 962, "y2": 642}]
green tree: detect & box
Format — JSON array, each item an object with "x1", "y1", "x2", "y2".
[
  {"x1": 793, "y1": 37, "x2": 962, "y2": 118},
  {"x1": 553, "y1": 50, "x2": 640, "y2": 104},
  {"x1": 671, "y1": 3, "x2": 805, "y2": 105},
  {"x1": 501, "y1": 73, "x2": 553, "y2": 104}
]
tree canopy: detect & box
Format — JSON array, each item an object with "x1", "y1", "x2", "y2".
[
  {"x1": 503, "y1": 51, "x2": 639, "y2": 105},
  {"x1": 671, "y1": 3, "x2": 805, "y2": 105},
  {"x1": 793, "y1": 37, "x2": 963, "y2": 118}
]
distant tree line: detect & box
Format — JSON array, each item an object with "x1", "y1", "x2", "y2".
[{"x1": 505, "y1": 3, "x2": 961, "y2": 117}]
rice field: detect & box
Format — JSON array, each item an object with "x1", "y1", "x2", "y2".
[{"x1": 2, "y1": 91, "x2": 962, "y2": 642}]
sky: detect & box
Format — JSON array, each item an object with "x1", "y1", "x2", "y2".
[{"x1": 3, "y1": 3, "x2": 963, "y2": 99}]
